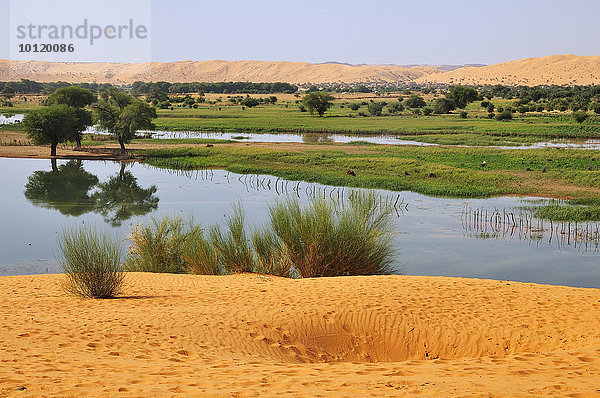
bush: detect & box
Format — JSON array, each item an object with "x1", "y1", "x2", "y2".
[
  {"x1": 367, "y1": 101, "x2": 385, "y2": 116},
  {"x1": 126, "y1": 216, "x2": 202, "y2": 273},
  {"x1": 183, "y1": 228, "x2": 221, "y2": 275},
  {"x1": 404, "y1": 94, "x2": 426, "y2": 108},
  {"x1": 433, "y1": 98, "x2": 456, "y2": 114},
  {"x1": 209, "y1": 204, "x2": 255, "y2": 274},
  {"x1": 460, "y1": 111, "x2": 468, "y2": 118},
  {"x1": 572, "y1": 110, "x2": 589, "y2": 124},
  {"x1": 267, "y1": 192, "x2": 395, "y2": 278},
  {"x1": 59, "y1": 226, "x2": 124, "y2": 299},
  {"x1": 349, "y1": 103, "x2": 360, "y2": 111},
  {"x1": 387, "y1": 102, "x2": 404, "y2": 114},
  {"x1": 495, "y1": 110, "x2": 513, "y2": 121}
]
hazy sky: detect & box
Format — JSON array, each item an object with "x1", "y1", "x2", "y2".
[{"x1": 2, "y1": 0, "x2": 600, "y2": 65}]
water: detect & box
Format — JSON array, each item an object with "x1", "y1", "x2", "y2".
[
  {"x1": 0, "y1": 157, "x2": 598, "y2": 287},
  {"x1": 86, "y1": 126, "x2": 600, "y2": 150},
  {"x1": 0, "y1": 114, "x2": 24, "y2": 125}
]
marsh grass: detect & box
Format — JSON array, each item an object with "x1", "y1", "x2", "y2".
[
  {"x1": 183, "y1": 229, "x2": 221, "y2": 275},
  {"x1": 209, "y1": 204, "x2": 255, "y2": 274},
  {"x1": 123, "y1": 192, "x2": 396, "y2": 278},
  {"x1": 59, "y1": 226, "x2": 124, "y2": 299},
  {"x1": 268, "y1": 191, "x2": 395, "y2": 277},
  {"x1": 126, "y1": 216, "x2": 202, "y2": 273}
]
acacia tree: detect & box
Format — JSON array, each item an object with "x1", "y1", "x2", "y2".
[
  {"x1": 94, "y1": 88, "x2": 157, "y2": 151},
  {"x1": 48, "y1": 86, "x2": 96, "y2": 147},
  {"x1": 22, "y1": 104, "x2": 79, "y2": 156},
  {"x1": 302, "y1": 91, "x2": 334, "y2": 117},
  {"x1": 446, "y1": 86, "x2": 479, "y2": 109}
]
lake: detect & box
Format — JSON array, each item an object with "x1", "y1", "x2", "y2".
[{"x1": 0, "y1": 157, "x2": 598, "y2": 287}]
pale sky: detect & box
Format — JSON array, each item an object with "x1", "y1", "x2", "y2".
[{"x1": 1, "y1": 0, "x2": 599, "y2": 65}]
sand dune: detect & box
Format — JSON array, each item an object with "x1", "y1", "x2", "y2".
[
  {"x1": 2, "y1": 55, "x2": 600, "y2": 86},
  {"x1": 416, "y1": 54, "x2": 600, "y2": 86},
  {"x1": 0, "y1": 59, "x2": 440, "y2": 85},
  {"x1": 0, "y1": 273, "x2": 599, "y2": 396}
]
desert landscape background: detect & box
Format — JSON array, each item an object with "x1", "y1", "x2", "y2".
[{"x1": 2, "y1": 54, "x2": 600, "y2": 86}]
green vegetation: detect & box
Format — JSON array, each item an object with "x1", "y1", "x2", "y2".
[
  {"x1": 59, "y1": 226, "x2": 124, "y2": 299},
  {"x1": 302, "y1": 91, "x2": 335, "y2": 117},
  {"x1": 48, "y1": 86, "x2": 96, "y2": 146},
  {"x1": 22, "y1": 105, "x2": 81, "y2": 156},
  {"x1": 267, "y1": 192, "x2": 394, "y2": 277},
  {"x1": 126, "y1": 215, "x2": 202, "y2": 274},
  {"x1": 94, "y1": 88, "x2": 157, "y2": 151},
  {"x1": 142, "y1": 144, "x2": 600, "y2": 200},
  {"x1": 124, "y1": 194, "x2": 395, "y2": 277},
  {"x1": 531, "y1": 199, "x2": 600, "y2": 222}
]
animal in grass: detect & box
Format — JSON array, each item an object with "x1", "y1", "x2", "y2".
[
  {"x1": 206, "y1": 144, "x2": 214, "y2": 148},
  {"x1": 481, "y1": 160, "x2": 487, "y2": 167},
  {"x1": 346, "y1": 170, "x2": 356, "y2": 177}
]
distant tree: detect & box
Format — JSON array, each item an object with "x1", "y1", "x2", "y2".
[
  {"x1": 94, "y1": 88, "x2": 157, "y2": 151},
  {"x1": 306, "y1": 85, "x2": 319, "y2": 93},
  {"x1": 48, "y1": 86, "x2": 96, "y2": 146},
  {"x1": 495, "y1": 109, "x2": 513, "y2": 121},
  {"x1": 460, "y1": 111, "x2": 468, "y2": 118},
  {"x1": 446, "y1": 85, "x2": 478, "y2": 109},
  {"x1": 240, "y1": 96, "x2": 261, "y2": 108},
  {"x1": 387, "y1": 102, "x2": 404, "y2": 114},
  {"x1": 367, "y1": 101, "x2": 385, "y2": 116},
  {"x1": 302, "y1": 92, "x2": 335, "y2": 117},
  {"x1": 422, "y1": 107, "x2": 433, "y2": 116},
  {"x1": 22, "y1": 105, "x2": 79, "y2": 156},
  {"x1": 349, "y1": 103, "x2": 360, "y2": 111},
  {"x1": 268, "y1": 96, "x2": 278, "y2": 104},
  {"x1": 487, "y1": 103, "x2": 495, "y2": 113},
  {"x1": 0, "y1": 85, "x2": 16, "y2": 99},
  {"x1": 48, "y1": 86, "x2": 96, "y2": 108},
  {"x1": 146, "y1": 86, "x2": 169, "y2": 105},
  {"x1": 433, "y1": 98, "x2": 456, "y2": 114},
  {"x1": 572, "y1": 110, "x2": 589, "y2": 124},
  {"x1": 404, "y1": 94, "x2": 426, "y2": 108}
]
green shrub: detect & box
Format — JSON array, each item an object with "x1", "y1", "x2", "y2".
[
  {"x1": 267, "y1": 191, "x2": 395, "y2": 278},
  {"x1": 209, "y1": 204, "x2": 255, "y2": 274},
  {"x1": 251, "y1": 227, "x2": 292, "y2": 277},
  {"x1": 59, "y1": 226, "x2": 124, "y2": 299},
  {"x1": 183, "y1": 228, "x2": 221, "y2": 275},
  {"x1": 126, "y1": 215, "x2": 201, "y2": 273}
]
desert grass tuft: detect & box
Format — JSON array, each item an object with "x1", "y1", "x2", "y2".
[
  {"x1": 268, "y1": 191, "x2": 395, "y2": 277},
  {"x1": 59, "y1": 226, "x2": 124, "y2": 299},
  {"x1": 126, "y1": 215, "x2": 202, "y2": 273},
  {"x1": 183, "y1": 228, "x2": 221, "y2": 275},
  {"x1": 209, "y1": 204, "x2": 255, "y2": 274}
]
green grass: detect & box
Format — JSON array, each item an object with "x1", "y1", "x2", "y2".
[
  {"x1": 530, "y1": 199, "x2": 600, "y2": 222},
  {"x1": 6, "y1": 99, "x2": 600, "y2": 146},
  {"x1": 142, "y1": 144, "x2": 600, "y2": 199},
  {"x1": 152, "y1": 103, "x2": 600, "y2": 145}
]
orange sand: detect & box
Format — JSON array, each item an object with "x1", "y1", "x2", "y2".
[{"x1": 0, "y1": 273, "x2": 599, "y2": 397}]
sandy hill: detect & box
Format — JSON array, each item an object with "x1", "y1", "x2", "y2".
[
  {"x1": 416, "y1": 54, "x2": 600, "y2": 86},
  {"x1": 0, "y1": 59, "x2": 441, "y2": 85},
  {"x1": 2, "y1": 55, "x2": 599, "y2": 86},
  {"x1": 0, "y1": 273, "x2": 599, "y2": 396}
]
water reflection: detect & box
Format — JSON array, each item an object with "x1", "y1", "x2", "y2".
[
  {"x1": 24, "y1": 159, "x2": 99, "y2": 216},
  {"x1": 24, "y1": 160, "x2": 158, "y2": 226},
  {"x1": 93, "y1": 163, "x2": 159, "y2": 227}
]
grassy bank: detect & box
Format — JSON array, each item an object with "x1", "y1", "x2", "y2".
[{"x1": 142, "y1": 143, "x2": 600, "y2": 200}]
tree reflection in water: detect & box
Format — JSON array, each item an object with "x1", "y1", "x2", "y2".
[{"x1": 24, "y1": 160, "x2": 158, "y2": 226}]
